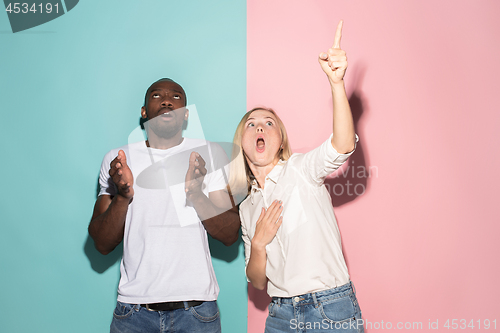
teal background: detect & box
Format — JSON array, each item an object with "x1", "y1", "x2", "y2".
[{"x1": 0, "y1": 1, "x2": 247, "y2": 332}]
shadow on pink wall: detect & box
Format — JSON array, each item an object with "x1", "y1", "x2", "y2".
[{"x1": 248, "y1": 283, "x2": 271, "y2": 312}]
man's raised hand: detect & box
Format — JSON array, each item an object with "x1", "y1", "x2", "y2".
[
  {"x1": 185, "y1": 152, "x2": 207, "y2": 199},
  {"x1": 318, "y1": 20, "x2": 347, "y2": 84},
  {"x1": 109, "y1": 150, "x2": 134, "y2": 199}
]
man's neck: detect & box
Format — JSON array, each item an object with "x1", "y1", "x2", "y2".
[{"x1": 146, "y1": 131, "x2": 184, "y2": 150}]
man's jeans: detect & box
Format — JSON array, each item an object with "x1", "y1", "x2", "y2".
[
  {"x1": 265, "y1": 282, "x2": 364, "y2": 333},
  {"x1": 110, "y1": 300, "x2": 221, "y2": 333}
]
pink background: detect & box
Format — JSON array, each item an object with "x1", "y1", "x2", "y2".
[{"x1": 246, "y1": 0, "x2": 500, "y2": 332}]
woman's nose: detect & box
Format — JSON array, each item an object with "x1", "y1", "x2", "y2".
[{"x1": 256, "y1": 126, "x2": 264, "y2": 132}]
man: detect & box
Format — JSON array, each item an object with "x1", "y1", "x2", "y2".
[{"x1": 88, "y1": 78, "x2": 240, "y2": 333}]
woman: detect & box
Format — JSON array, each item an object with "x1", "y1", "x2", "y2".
[{"x1": 229, "y1": 21, "x2": 364, "y2": 332}]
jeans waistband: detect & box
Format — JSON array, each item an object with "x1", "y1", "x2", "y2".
[
  {"x1": 271, "y1": 281, "x2": 355, "y2": 306},
  {"x1": 140, "y1": 301, "x2": 204, "y2": 311}
]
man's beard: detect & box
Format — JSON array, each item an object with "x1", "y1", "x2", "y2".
[{"x1": 144, "y1": 116, "x2": 182, "y2": 140}]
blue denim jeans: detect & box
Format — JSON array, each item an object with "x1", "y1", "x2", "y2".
[
  {"x1": 265, "y1": 282, "x2": 364, "y2": 333},
  {"x1": 109, "y1": 301, "x2": 221, "y2": 333}
]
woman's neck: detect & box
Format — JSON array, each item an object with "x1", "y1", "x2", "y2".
[{"x1": 248, "y1": 158, "x2": 280, "y2": 189}]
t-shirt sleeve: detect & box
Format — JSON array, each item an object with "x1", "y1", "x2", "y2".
[
  {"x1": 98, "y1": 150, "x2": 117, "y2": 197},
  {"x1": 205, "y1": 142, "x2": 230, "y2": 193},
  {"x1": 299, "y1": 134, "x2": 359, "y2": 186}
]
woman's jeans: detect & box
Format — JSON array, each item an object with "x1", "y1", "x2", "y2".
[
  {"x1": 110, "y1": 300, "x2": 220, "y2": 333},
  {"x1": 265, "y1": 282, "x2": 364, "y2": 333}
]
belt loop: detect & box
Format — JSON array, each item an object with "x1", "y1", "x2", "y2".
[
  {"x1": 277, "y1": 297, "x2": 281, "y2": 306},
  {"x1": 312, "y1": 292, "x2": 318, "y2": 307},
  {"x1": 183, "y1": 301, "x2": 189, "y2": 310},
  {"x1": 351, "y1": 281, "x2": 356, "y2": 295}
]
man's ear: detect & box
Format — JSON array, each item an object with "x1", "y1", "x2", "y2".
[
  {"x1": 184, "y1": 108, "x2": 189, "y2": 120},
  {"x1": 141, "y1": 106, "x2": 148, "y2": 119}
]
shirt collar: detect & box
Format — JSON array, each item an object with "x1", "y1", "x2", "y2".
[
  {"x1": 249, "y1": 160, "x2": 285, "y2": 201},
  {"x1": 266, "y1": 159, "x2": 285, "y2": 184}
]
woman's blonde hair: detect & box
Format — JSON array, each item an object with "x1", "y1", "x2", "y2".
[{"x1": 228, "y1": 107, "x2": 292, "y2": 197}]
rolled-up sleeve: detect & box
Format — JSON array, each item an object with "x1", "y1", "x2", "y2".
[{"x1": 299, "y1": 134, "x2": 359, "y2": 186}]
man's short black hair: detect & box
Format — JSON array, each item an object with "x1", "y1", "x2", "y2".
[{"x1": 143, "y1": 78, "x2": 187, "y2": 108}]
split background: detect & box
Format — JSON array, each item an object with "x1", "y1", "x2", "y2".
[{"x1": 1, "y1": 1, "x2": 499, "y2": 332}]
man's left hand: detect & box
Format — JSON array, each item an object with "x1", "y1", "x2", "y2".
[{"x1": 185, "y1": 151, "x2": 207, "y2": 199}]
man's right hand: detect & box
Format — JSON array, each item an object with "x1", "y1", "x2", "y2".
[
  {"x1": 89, "y1": 149, "x2": 132, "y2": 255},
  {"x1": 109, "y1": 150, "x2": 134, "y2": 199}
]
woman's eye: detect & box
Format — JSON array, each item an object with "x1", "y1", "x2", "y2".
[
  {"x1": 266, "y1": 121, "x2": 273, "y2": 126},
  {"x1": 248, "y1": 123, "x2": 254, "y2": 127}
]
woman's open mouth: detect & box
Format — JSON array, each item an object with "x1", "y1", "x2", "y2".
[{"x1": 256, "y1": 137, "x2": 265, "y2": 153}]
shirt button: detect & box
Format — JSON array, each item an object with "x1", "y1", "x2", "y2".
[{"x1": 294, "y1": 297, "x2": 300, "y2": 302}]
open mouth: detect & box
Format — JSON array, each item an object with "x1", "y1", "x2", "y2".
[
  {"x1": 159, "y1": 111, "x2": 173, "y2": 119},
  {"x1": 256, "y1": 137, "x2": 265, "y2": 153}
]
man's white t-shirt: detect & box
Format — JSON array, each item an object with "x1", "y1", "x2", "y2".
[{"x1": 98, "y1": 138, "x2": 228, "y2": 304}]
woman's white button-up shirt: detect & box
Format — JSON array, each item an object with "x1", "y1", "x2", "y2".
[{"x1": 240, "y1": 134, "x2": 357, "y2": 297}]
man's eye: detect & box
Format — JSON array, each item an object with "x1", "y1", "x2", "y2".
[
  {"x1": 174, "y1": 95, "x2": 181, "y2": 99},
  {"x1": 152, "y1": 94, "x2": 160, "y2": 98}
]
